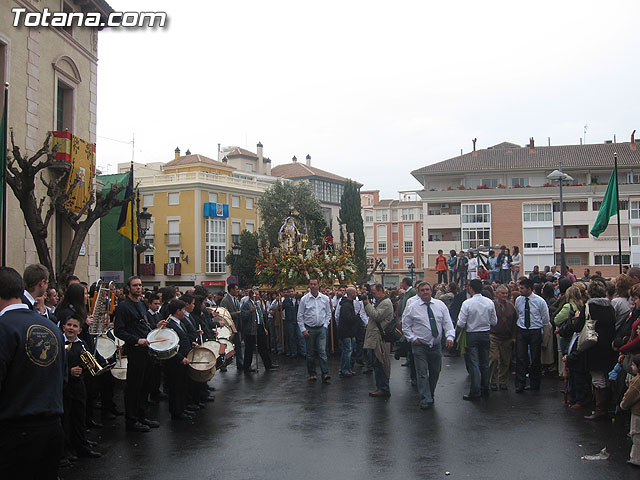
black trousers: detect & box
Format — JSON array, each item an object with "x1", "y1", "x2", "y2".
[
  {"x1": 437, "y1": 270, "x2": 447, "y2": 284},
  {"x1": 149, "y1": 358, "x2": 164, "y2": 396},
  {"x1": 516, "y1": 327, "x2": 542, "y2": 389},
  {"x1": 0, "y1": 416, "x2": 64, "y2": 480},
  {"x1": 165, "y1": 361, "x2": 188, "y2": 416},
  {"x1": 243, "y1": 333, "x2": 272, "y2": 371},
  {"x1": 63, "y1": 381, "x2": 88, "y2": 454},
  {"x1": 124, "y1": 345, "x2": 152, "y2": 424}
]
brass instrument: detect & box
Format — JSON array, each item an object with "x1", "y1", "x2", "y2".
[
  {"x1": 89, "y1": 279, "x2": 115, "y2": 335},
  {"x1": 80, "y1": 344, "x2": 109, "y2": 376}
]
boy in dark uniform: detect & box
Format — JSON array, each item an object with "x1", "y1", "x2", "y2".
[
  {"x1": 62, "y1": 315, "x2": 102, "y2": 460},
  {"x1": 0, "y1": 267, "x2": 66, "y2": 480}
]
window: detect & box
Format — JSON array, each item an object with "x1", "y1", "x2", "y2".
[
  {"x1": 245, "y1": 222, "x2": 255, "y2": 233},
  {"x1": 512, "y1": 177, "x2": 529, "y2": 187},
  {"x1": 231, "y1": 221, "x2": 241, "y2": 244},
  {"x1": 168, "y1": 192, "x2": 180, "y2": 205},
  {"x1": 245, "y1": 162, "x2": 254, "y2": 172},
  {"x1": 402, "y1": 208, "x2": 414, "y2": 221},
  {"x1": 482, "y1": 178, "x2": 498, "y2": 188},
  {"x1": 428, "y1": 233, "x2": 442, "y2": 242},
  {"x1": 365, "y1": 226, "x2": 373, "y2": 238},
  {"x1": 523, "y1": 204, "x2": 552, "y2": 222},
  {"x1": 367, "y1": 257, "x2": 375, "y2": 268},
  {"x1": 628, "y1": 173, "x2": 640, "y2": 184},
  {"x1": 143, "y1": 252, "x2": 154, "y2": 264},
  {"x1": 452, "y1": 206, "x2": 461, "y2": 215},
  {"x1": 462, "y1": 227, "x2": 490, "y2": 250},
  {"x1": 461, "y1": 204, "x2": 490, "y2": 224},
  {"x1": 61, "y1": 2, "x2": 75, "y2": 36},
  {"x1": 377, "y1": 241, "x2": 387, "y2": 254},
  {"x1": 392, "y1": 224, "x2": 399, "y2": 233},
  {"x1": 523, "y1": 228, "x2": 554, "y2": 249},
  {"x1": 143, "y1": 194, "x2": 154, "y2": 207},
  {"x1": 393, "y1": 242, "x2": 399, "y2": 249},
  {"x1": 377, "y1": 224, "x2": 387, "y2": 253},
  {"x1": 595, "y1": 254, "x2": 631, "y2": 265},
  {"x1": 566, "y1": 255, "x2": 582, "y2": 266},
  {"x1": 452, "y1": 231, "x2": 461, "y2": 241},
  {"x1": 231, "y1": 196, "x2": 240, "y2": 208},
  {"x1": 404, "y1": 241, "x2": 413, "y2": 253},
  {"x1": 404, "y1": 257, "x2": 415, "y2": 268},
  {"x1": 209, "y1": 193, "x2": 218, "y2": 204},
  {"x1": 331, "y1": 183, "x2": 339, "y2": 203},
  {"x1": 375, "y1": 210, "x2": 388, "y2": 222},
  {"x1": 428, "y1": 208, "x2": 441, "y2": 216},
  {"x1": 166, "y1": 220, "x2": 180, "y2": 245},
  {"x1": 56, "y1": 80, "x2": 74, "y2": 132},
  {"x1": 467, "y1": 178, "x2": 497, "y2": 188},
  {"x1": 246, "y1": 197, "x2": 254, "y2": 210},
  {"x1": 366, "y1": 242, "x2": 374, "y2": 254},
  {"x1": 403, "y1": 224, "x2": 413, "y2": 239},
  {"x1": 393, "y1": 257, "x2": 399, "y2": 265},
  {"x1": 391, "y1": 210, "x2": 399, "y2": 221},
  {"x1": 169, "y1": 250, "x2": 180, "y2": 264},
  {"x1": 632, "y1": 201, "x2": 640, "y2": 220},
  {"x1": 632, "y1": 226, "x2": 640, "y2": 246},
  {"x1": 205, "y1": 218, "x2": 227, "y2": 273},
  {"x1": 364, "y1": 211, "x2": 373, "y2": 223},
  {"x1": 594, "y1": 200, "x2": 628, "y2": 211}
]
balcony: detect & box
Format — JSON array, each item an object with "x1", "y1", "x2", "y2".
[
  {"x1": 164, "y1": 263, "x2": 182, "y2": 276},
  {"x1": 164, "y1": 233, "x2": 181, "y2": 245},
  {"x1": 139, "y1": 263, "x2": 155, "y2": 276},
  {"x1": 138, "y1": 171, "x2": 272, "y2": 193},
  {"x1": 425, "y1": 214, "x2": 461, "y2": 229}
]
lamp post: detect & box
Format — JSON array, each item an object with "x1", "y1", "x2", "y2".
[
  {"x1": 408, "y1": 261, "x2": 415, "y2": 285},
  {"x1": 230, "y1": 241, "x2": 242, "y2": 281},
  {"x1": 135, "y1": 191, "x2": 153, "y2": 276},
  {"x1": 547, "y1": 168, "x2": 574, "y2": 276},
  {"x1": 379, "y1": 261, "x2": 386, "y2": 287}
]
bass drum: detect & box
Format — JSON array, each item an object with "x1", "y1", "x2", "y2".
[
  {"x1": 96, "y1": 336, "x2": 117, "y2": 363},
  {"x1": 219, "y1": 339, "x2": 235, "y2": 366},
  {"x1": 147, "y1": 328, "x2": 179, "y2": 360},
  {"x1": 187, "y1": 347, "x2": 216, "y2": 383}
]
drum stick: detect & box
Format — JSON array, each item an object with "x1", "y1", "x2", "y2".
[{"x1": 189, "y1": 361, "x2": 213, "y2": 364}]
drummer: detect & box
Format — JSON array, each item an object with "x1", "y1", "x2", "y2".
[
  {"x1": 164, "y1": 299, "x2": 197, "y2": 420},
  {"x1": 114, "y1": 276, "x2": 166, "y2": 433}
]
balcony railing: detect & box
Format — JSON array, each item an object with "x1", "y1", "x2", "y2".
[
  {"x1": 164, "y1": 263, "x2": 182, "y2": 276},
  {"x1": 164, "y1": 233, "x2": 181, "y2": 245},
  {"x1": 139, "y1": 263, "x2": 155, "y2": 276},
  {"x1": 138, "y1": 171, "x2": 273, "y2": 192}
]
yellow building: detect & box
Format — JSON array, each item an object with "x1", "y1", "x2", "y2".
[
  {"x1": 1, "y1": 0, "x2": 113, "y2": 282},
  {"x1": 130, "y1": 148, "x2": 273, "y2": 288}
]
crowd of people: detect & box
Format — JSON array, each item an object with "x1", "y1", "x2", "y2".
[{"x1": 3, "y1": 261, "x2": 640, "y2": 479}]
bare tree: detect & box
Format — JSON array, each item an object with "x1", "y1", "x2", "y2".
[{"x1": 6, "y1": 130, "x2": 129, "y2": 288}]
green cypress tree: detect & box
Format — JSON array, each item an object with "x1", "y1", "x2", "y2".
[{"x1": 338, "y1": 179, "x2": 367, "y2": 282}]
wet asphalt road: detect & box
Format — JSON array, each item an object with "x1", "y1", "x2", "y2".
[{"x1": 63, "y1": 353, "x2": 636, "y2": 480}]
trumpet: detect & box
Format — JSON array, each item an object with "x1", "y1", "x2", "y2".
[{"x1": 80, "y1": 344, "x2": 110, "y2": 376}]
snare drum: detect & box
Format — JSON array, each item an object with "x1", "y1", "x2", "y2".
[
  {"x1": 201, "y1": 340, "x2": 222, "y2": 360},
  {"x1": 219, "y1": 339, "x2": 235, "y2": 360},
  {"x1": 147, "y1": 328, "x2": 179, "y2": 360},
  {"x1": 111, "y1": 356, "x2": 128, "y2": 381},
  {"x1": 187, "y1": 347, "x2": 216, "y2": 382},
  {"x1": 96, "y1": 336, "x2": 117, "y2": 363},
  {"x1": 216, "y1": 326, "x2": 233, "y2": 340}
]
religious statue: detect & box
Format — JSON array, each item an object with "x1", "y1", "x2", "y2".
[{"x1": 278, "y1": 216, "x2": 300, "y2": 252}]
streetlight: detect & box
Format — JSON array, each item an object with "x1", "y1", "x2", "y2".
[
  {"x1": 232, "y1": 242, "x2": 242, "y2": 256},
  {"x1": 408, "y1": 261, "x2": 415, "y2": 284},
  {"x1": 135, "y1": 192, "x2": 153, "y2": 275},
  {"x1": 547, "y1": 168, "x2": 574, "y2": 276},
  {"x1": 379, "y1": 260, "x2": 386, "y2": 287}
]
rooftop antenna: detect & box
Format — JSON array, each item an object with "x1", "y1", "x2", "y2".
[
  {"x1": 583, "y1": 124, "x2": 588, "y2": 144},
  {"x1": 548, "y1": 137, "x2": 551, "y2": 146}
]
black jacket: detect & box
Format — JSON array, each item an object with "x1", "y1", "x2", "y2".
[
  {"x1": 337, "y1": 297, "x2": 358, "y2": 339},
  {"x1": 166, "y1": 318, "x2": 195, "y2": 362},
  {"x1": 580, "y1": 298, "x2": 617, "y2": 373},
  {"x1": 114, "y1": 298, "x2": 152, "y2": 350}
]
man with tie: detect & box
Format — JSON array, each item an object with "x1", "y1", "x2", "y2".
[
  {"x1": 220, "y1": 284, "x2": 244, "y2": 371},
  {"x1": 241, "y1": 290, "x2": 278, "y2": 373},
  {"x1": 283, "y1": 287, "x2": 306, "y2": 358},
  {"x1": 514, "y1": 277, "x2": 550, "y2": 393},
  {"x1": 402, "y1": 281, "x2": 456, "y2": 409}
]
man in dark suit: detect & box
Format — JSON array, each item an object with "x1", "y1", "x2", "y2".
[
  {"x1": 164, "y1": 299, "x2": 196, "y2": 420},
  {"x1": 220, "y1": 284, "x2": 243, "y2": 370},
  {"x1": 241, "y1": 290, "x2": 278, "y2": 374}
]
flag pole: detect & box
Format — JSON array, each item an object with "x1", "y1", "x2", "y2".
[
  {"x1": 1, "y1": 83, "x2": 8, "y2": 267},
  {"x1": 129, "y1": 160, "x2": 135, "y2": 279},
  {"x1": 614, "y1": 153, "x2": 622, "y2": 274}
]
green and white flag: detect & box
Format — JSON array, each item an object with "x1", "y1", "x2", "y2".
[{"x1": 590, "y1": 166, "x2": 618, "y2": 238}]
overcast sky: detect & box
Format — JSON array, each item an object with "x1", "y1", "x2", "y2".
[{"x1": 96, "y1": 0, "x2": 639, "y2": 197}]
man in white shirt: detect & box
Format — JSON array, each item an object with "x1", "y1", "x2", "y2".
[
  {"x1": 457, "y1": 279, "x2": 498, "y2": 400},
  {"x1": 297, "y1": 279, "x2": 332, "y2": 382},
  {"x1": 402, "y1": 281, "x2": 455, "y2": 409}
]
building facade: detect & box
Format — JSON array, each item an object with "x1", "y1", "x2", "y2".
[
  {"x1": 112, "y1": 149, "x2": 272, "y2": 289},
  {"x1": 413, "y1": 139, "x2": 640, "y2": 281},
  {"x1": 1, "y1": 0, "x2": 113, "y2": 283},
  {"x1": 360, "y1": 190, "x2": 424, "y2": 288}
]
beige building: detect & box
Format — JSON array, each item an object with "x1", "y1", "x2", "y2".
[
  {"x1": 1, "y1": 0, "x2": 113, "y2": 283},
  {"x1": 413, "y1": 138, "x2": 640, "y2": 280}
]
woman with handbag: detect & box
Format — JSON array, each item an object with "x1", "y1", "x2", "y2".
[{"x1": 579, "y1": 280, "x2": 617, "y2": 421}]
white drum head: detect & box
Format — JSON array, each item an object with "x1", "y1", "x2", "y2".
[
  {"x1": 148, "y1": 328, "x2": 179, "y2": 354},
  {"x1": 187, "y1": 347, "x2": 217, "y2": 371},
  {"x1": 201, "y1": 340, "x2": 221, "y2": 359},
  {"x1": 96, "y1": 336, "x2": 117, "y2": 359},
  {"x1": 217, "y1": 326, "x2": 232, "y2": 340}
]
